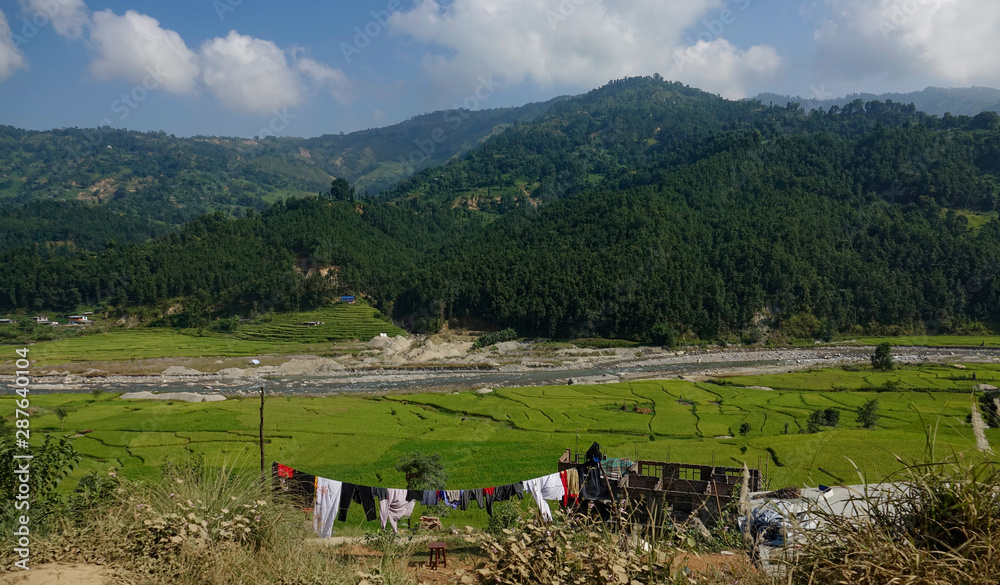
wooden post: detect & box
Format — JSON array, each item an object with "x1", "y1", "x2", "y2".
[{"x1": 259, "y1": 386, "x2": 265, "y2": 487}]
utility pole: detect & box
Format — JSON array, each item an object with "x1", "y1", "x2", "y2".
[{"x1": 259, "y1": 385, "x2": 266, "y2": 487}]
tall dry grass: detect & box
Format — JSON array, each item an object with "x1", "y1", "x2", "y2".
[
  {"x1": 792, "y1": 453, "x2": 1000, "y2": 584},
  {"x1": 29, "y1": 458, "x2": 416, "y2": 585}
]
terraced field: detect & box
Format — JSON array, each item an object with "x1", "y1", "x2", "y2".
[
  {"x1": 231, "y1": 304, "x2": 404, "y2": 343},
  {"x1": 11, "y1": 304, "x2": 404, "y2": 364},
  {"x1": 11, "y1": 363, "x2": 998, "y2": 500}
]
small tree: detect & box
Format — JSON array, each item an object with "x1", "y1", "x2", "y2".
[
  {"x1": 395, "y1": 451, "x2": 448, "y2": 491},
  {"x1": 857, "y1": 398, "x2": 880, "y2": 429},
  {"x1": 871, "y1": 342, "x2": 895, "y2": 372},
  {"x1": 738, "y1": 422, "x2": 752, "y2": 436},
  {"x1": 979, "y1": 389, "x2": 1000, "y2": 428},
  {"x1": 91, "y1": 388, "x2": 102, "y2": 401},
  {"x1": 55, "y1": 407, "x2": 68, "y2": 431}
]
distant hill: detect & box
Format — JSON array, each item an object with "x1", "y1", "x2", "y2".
[
  {"x1": 0, "y1": 98, "x2": 559, "y2": 230},
  {"x1": 754, "y1": 87, "x2": 1000, "y2": 117},
  {"x1": 3, "y1": 76, "x2": 998, "y2": 344}
]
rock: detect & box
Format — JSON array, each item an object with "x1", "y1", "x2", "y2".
[
  {"x1": 952, "y1": 364, "x2": 967, "y2": 370},
  {"x1": 744, "y1": 386, "x2": 774, "y2": 391},
  {"x1": 475, "y1": 388, "x2": 494, "y2": 394},
  {"x1": 121, "y1": 391, "x2": 225, "y2": 402},
  {"x1": 420, "y1": 516, "x2": 442, "y2": 531},
  {"x1": 162, "y1": 366, "x2": 204, "y2": 375},
  {"x1": 973, "y1": 384, "x2": 997, "y2": 392}
]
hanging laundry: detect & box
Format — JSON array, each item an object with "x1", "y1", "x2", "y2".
[
  {"x1": 561, "y1": 468, "x2": 580, "y2": 507},
  {"x1": 579, "y1": 468, "x2": 611, "y2": 501},
  {"x1": 446, "y1": 490, "x2": 461, "y2": 509},
  {"x1": 338, "y1": 483, "x2": 357, "y2": 522},
  {"x1": 379, "y1": 488, "x2": 416, "y2": 533},
  {"x1": 272, "y1": 463, "x2": 317, "y2": 508},
  {"x1": 372, "y1": 487, "x2": 388, "y2": 501},
  {"x1": 313, "y1": 477, "x2": 342, "y2": 538},
  {"x1": 421, "y1": 490, "x2": 438, "y2": 506},
  {"x1": 459, "y1": 490, "x2": 471, "y2": 511},
  {"x1": 406, "y1": 490, "x2": 422, "y2": 502},
  {"x1": 523, "y1": 473, "x2": 565, "y2": 522},
  {"x1": 493, "y1": 483, "x2": 524, "y2": 502},
  {"x1": 338, "y1": 483, "x2": 378, "y2": 522}
]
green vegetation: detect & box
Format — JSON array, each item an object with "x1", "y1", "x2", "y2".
[
  {"x1": 395, "y1": 451, "x2": 448, "y2": 491},
  {"x1": 870, "y1": 342, "x2": 895, "y2": 371},
  {"x1": 6, "y1": 365, "x2": 998, "y2": 503},
  {"x1": 472, "y1": 327, "x2": 518, "y2": 349},
  {"x1": 3, "y1": 77, "x2": 1000, "y2": 344},
  {"x1": 9, "y1": 305, "x2": 402, "y2": 365}
]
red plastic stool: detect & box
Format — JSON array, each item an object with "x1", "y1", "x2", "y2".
[{"x1": 428, "y1": 542, "x2": 447, "y2": 569}]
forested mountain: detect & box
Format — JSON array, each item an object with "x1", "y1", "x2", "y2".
[
  {"x1": 0, "y1": 98, "x2": 557, "y2": 236},
  {"x1": 755, "y1": 86, "x2": 1000, "y2": 118},
  {"x1": 2, "y1": 76, "x2": 999, "y2": 342}
]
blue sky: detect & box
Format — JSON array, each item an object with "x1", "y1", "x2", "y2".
[{"x1": 0, "y1": 0, "x2": 996, "y2": 138}]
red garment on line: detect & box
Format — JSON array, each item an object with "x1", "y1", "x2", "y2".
[
  {"x1": 277, "y1": 464, "x2": 294, "y2": 478},
  {"x1": 483, "y1": 487, "x2": 495, "y2": 496}
]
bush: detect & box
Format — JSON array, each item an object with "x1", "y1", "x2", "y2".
[
  {"x1": 395, "y1": 451, "x2": 448, "y2": 491},
  {"x1": 979, "y1": 389, "x2": 1000, "y2": 428},
  {"x1": 738, "y1": 422, "x2": 753, "y2": 436},
  {"x1": 808, "y1": 407, "x2": 840, "y2": 429},
  {"x1": 485, "y1": 500, "x2": 522, "y2": 537},
  {"x1": 472, "y1": 327, "x2": 518, "y2": 349},
  {"x1": 0, "y1": 434, "x2": 80, "y2": 534},
  {"x1": 857, "y1": 398, "x2": 880, "y2": 429},
  {"x1": 650, "y1": 323, "x2": 677, "y2": 348},
  {"x1": 478, "y1": 511, "x2": 673, "y2": 584},
  {"x1": 22, "y1": 458, "x2": 370, "y2": 585}
]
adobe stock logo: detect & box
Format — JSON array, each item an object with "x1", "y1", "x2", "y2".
[{"x1": 341, "y1": 0, "x2": 401, "y2": 63}]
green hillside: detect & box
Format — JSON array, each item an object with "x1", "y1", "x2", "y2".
[{"x1": 1, "y1": 76, "x2": 999, "y2": 343}]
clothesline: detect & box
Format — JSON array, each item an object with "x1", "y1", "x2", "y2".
[{"x1": 271, "y1": 461, "x2": 611, "y2": 537}]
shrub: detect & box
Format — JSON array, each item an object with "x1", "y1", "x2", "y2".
[
  {"x1": 857, "y1": 398, "x2": 880, "y2": 429},
  {"x1": 650, "y1": 323, "x2": 677, "y2": 348},
  {"x1": 0, "y1": 434, "x2": 80, "y2": 533},
  {"x1": 478, "y1": 511, "x2": 673, "y2": 584},
  {"x1": 794, "y1": 455, "x2": 1000, "y2": 584},
  {"x1": 485, "y1": 500, "x2": 523, "y2": 537},
  {"x1": 395, "y1": 451, "x2": 448, "y2": 491},
  {"x1": 738, "y1": 422, "x2": 753, "y2": 436},
  {"x1": 473, "y1": 327, "x2": 518, "y2": 349}
]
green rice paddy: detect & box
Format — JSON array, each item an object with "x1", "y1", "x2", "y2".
[
  {"x1": 8, "y1": 304, "x2": 404, "y2": 365},
  {"x1": 7, "y1": 364, "x2": 998, "y2": 499}
]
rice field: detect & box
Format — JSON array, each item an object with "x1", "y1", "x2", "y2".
[
  {"x1": 8, "y1": 363, "x2": 998, "y2": 499},
  {"x1": 5, "y1": 304, "x2": 404, "y2": 365}
]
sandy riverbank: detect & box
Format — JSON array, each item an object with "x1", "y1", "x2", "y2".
[{"x1": 4, "y1": 335, "x2": 999, "y2": 395}]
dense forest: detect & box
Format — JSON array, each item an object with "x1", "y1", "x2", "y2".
[{"x1": 1, "y1": 77, "x2": 998, "y2": 342}]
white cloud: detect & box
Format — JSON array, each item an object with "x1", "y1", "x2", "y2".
[
  {"x1": 297, "y1": 57, "x2": 353, "y2": 104},
  {"x1": 389, "y1": 0, "x2": 782, "y2": 99},
  {"x1": 815, "y1": 0, "x2": 1000, "y2": 86},
  {"x1": 18, "y1": 0, "x2": 89, "y2": 40},
  {"x1": 199, "y1": 31, "x2": 303, "y2": 114},
  {"x1": 0, "y1": 9, "x2": 28, "y2": 83},
  {"x1": 89, "y1": 10, "x2": 199, "y2": 94}
]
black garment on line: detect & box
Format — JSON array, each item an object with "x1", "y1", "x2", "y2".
[
  {"x1": 406, "y1": 489, "x2": 423, "y2": 502},
  {"x1": 372, "y1": 486, "x2": 388, "y2": 501},
  {"x1": 339, "y1": 483, "x2": 378, "y2": 522}
]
